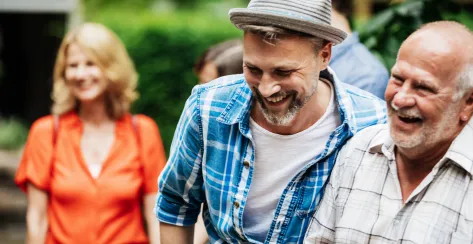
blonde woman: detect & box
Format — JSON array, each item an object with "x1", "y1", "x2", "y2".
[{"x1": 15, "y1": 23, "x2": 166, "y2": 244}]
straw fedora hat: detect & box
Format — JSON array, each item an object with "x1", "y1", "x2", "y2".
[{"x1": 229, "y1": 0, "x2": 347, "y2": 45}]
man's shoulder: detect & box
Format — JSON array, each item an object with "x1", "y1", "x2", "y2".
[
  {"x1": 338, "y1": 82, "x2": 387, "y2": 126},
  {"x1": 342, "y1": 82, "x2": 383, "y2": 101},
  {"x1": 190, "y1": 74, "x2": 252, "y2": 123},
  {"x1": 336, "y1": 124, "x2": 389, "y2": 169},
  {"x1": 349, "y1": 123, "x2": 389, "y2": 149},
  {"x1": 195, "y1": 74, "x2": 249, "y2": 99}
]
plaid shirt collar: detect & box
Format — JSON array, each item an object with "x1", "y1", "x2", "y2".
[{"x1": 369, "y1": 120, "x2": 473, "y2": 176}]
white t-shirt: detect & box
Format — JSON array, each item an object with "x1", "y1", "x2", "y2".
[{"x1": 243, "y1": 81, "x2": 341, "y2": 242}]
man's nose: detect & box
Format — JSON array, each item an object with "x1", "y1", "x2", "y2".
[
  {"x1": 257, "y1": 74, "x2": 281, "y2": 97},
  {"x1": 392, "y1": 85, "x2": 415, "y2": 109}
]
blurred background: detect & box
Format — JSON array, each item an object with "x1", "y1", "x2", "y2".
[{"x1": 0, "y1": 0, "x2": 472, "y2": 243}]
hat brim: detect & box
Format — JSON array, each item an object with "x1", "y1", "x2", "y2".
[{"x1": 229, "y1": 8, "x2": 347, "y2": 45}]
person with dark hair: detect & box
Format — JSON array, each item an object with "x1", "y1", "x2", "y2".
[
  {"x1": 194, "y1": 39, "x2": 243, "y2": 84},
  {"x1": 330, "y1": 0, "x2": 389, "y2": 99}
]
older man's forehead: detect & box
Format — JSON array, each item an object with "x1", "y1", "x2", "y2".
[
  {"x1": 399, "y1": 41, "x2": 462, "y2": 83},
  {"x1": 392, "y1": 60, "x2": 436, "y2": 82}
]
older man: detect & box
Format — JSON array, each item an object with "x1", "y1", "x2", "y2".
[
  {"x1": 305, "y1": 21, "x2": 473, "y2": 244},
  {"x1": 156, "y1": 0, "x2": 386, "y2": 243}
]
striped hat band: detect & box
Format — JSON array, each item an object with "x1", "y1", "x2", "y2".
[{"x1": 229, "y1": 0, "x2": 347, "y2": 45}]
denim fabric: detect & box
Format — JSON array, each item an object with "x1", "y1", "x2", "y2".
[{"x1": 330, "y1": 32, "x2": 390, "y2": 100}]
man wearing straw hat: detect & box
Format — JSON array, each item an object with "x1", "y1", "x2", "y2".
[{"x1": 156, "y1": 0, "x2": 387, "y2": 243}]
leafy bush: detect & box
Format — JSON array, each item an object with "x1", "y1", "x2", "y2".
[
  {"x1": 0, "y1": 118, "x2": 28, "y2": 150},
  {"x1": 91, "y1": 9, "x2": 242, "y2": 152},
  {"x1": 358, "y1": 0, "x2": 473, "y2": 70}
]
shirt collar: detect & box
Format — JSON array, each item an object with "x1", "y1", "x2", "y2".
[
  {"x1": 369, "y1": 120, "x2": 473, "y2": 176},
  {"x1": 217, "y1": 68, "x2": 358, "y2": 136},
  {"x1": 444, "y1": 119, "x2": 473, "y2": 175}
]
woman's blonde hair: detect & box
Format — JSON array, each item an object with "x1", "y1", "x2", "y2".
[{"x1": 52, "y1": 22, "x2": 138, "y2": 120}]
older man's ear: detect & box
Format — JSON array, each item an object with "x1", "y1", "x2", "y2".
[{"x1": 460, "y1": 91, "x2": 473, "y2": 123}]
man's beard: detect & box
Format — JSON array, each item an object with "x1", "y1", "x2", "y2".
[
  {"x1": 388, "y1": 101, "x2": 460, "y2": 149},
  {"x1": 253, "y1": 83, "x2": 316, "y2": 126}
]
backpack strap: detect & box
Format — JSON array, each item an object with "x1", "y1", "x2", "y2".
[
  {"x1": 132, "y1": 114, "x2": 149, "y2": 230},
  {"x1": 52, "y1": 115, "x2": 59, "y2": 146},
  {"x1": 131, "y1": 115, "x2": 142, "y2": 151},
  {"x1": 131, "y1": 114, "x2": 146, "y2": 181},
  {"x1": 49, "y1": 115, "x2": 60, "y2": 179}
]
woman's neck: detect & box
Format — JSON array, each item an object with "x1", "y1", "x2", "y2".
[{"x1": 78, "y1": 98, "x2": 112, "y2": 126}]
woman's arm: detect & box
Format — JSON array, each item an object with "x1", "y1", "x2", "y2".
[
  {"x1": 26, "y1": 183, "x2": 48, "y2": 244},
  {"x1": 144, "y1": 193, "x2": 160, "y2": 244}
]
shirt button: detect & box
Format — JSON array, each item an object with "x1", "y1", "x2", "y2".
[
  {"x1": 234, "y1": 201, "x2": 240, "y2": 208},
  {"x1": 243, "y1": 161, "x2": 250, "y2": 168}
]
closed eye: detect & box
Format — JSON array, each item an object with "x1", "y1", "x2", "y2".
[
  {"x1": 392, "y1": 74, "x2": 404, "y2": 82},
  {"x1": 274, "y1": 69, "x2": 293, "y2": 77},
  {"x1": 244, "y1": 65, "x2": 262, "y2": 76},
  {"x1": 415, "y1": 84, "x2": 435, "y2": 93}
]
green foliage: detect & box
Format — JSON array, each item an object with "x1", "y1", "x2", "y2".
[
  {"x1": 358, "y1": 0, "x2": 473, "y2": 70},
  {"x1": 91, "y1": 10, "x2": 242, "y2": 152},
  {"x1": 0, "y1": 118, "x2": 29, "y2": 150}
]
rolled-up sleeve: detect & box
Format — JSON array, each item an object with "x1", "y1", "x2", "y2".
[{"x1": 155, "y1": 87, "x2": 204, "y2": 226}]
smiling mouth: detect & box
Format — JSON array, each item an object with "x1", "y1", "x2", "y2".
[
  {"x1": 267, "y1": 93, "x2": 289, "y2": 103},
  {"x1": 398, "y1": 114, "x2": 423, "y2": 124},
  {"x1": 265, "y1": 92, "x2": 295, "y2": 106}
]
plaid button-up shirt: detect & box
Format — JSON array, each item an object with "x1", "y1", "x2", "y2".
[
  {"x1": 305, "y1": 122, "x2": 473, "y2": 244},
  {"x1": 156, "y1": 68, "x2": 387, "y2": 244}
]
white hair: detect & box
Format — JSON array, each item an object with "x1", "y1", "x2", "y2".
[{"x1": 453, "y1": 62, "x2": 473, "y2": 101}]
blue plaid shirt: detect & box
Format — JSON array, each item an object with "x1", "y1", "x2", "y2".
[{"x1": 156, "y1": 68, "x2": 387, "y2": 244}]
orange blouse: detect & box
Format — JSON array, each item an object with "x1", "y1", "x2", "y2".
[{"x1": 15, "y1": 112, "x2": 166, "y2": 244}]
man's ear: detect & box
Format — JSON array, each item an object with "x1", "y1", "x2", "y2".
[
  {"x1": 319, "y1": 42, "x2": 332, "y2": 70},
  {"x1": 459, "y1": 90, "x2": 473, "y2": 123}
]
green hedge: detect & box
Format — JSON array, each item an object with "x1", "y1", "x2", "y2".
[
  {"x1": 92, "y1": 10, "x2": 242, "y2": 152},
  {"x1": 358, "y1": 0, "x2": 473, "y2": 70},
  {"x1": 0, "y1": 118, "x2": 29, "y2": 150}
]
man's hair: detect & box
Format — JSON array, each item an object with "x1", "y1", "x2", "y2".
[
  {"x1": 194, "y1": 39, "x2": 244, "y2": 77},
  {"x1": 454, "y1": 62, "x2": 473, "y2": 101},
  {"x1": 239, "y1": 24, "x2": 328, "y2": 54},
  {"x1": 331, "y1": 0, "x2": 354, "y2": 18}
]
